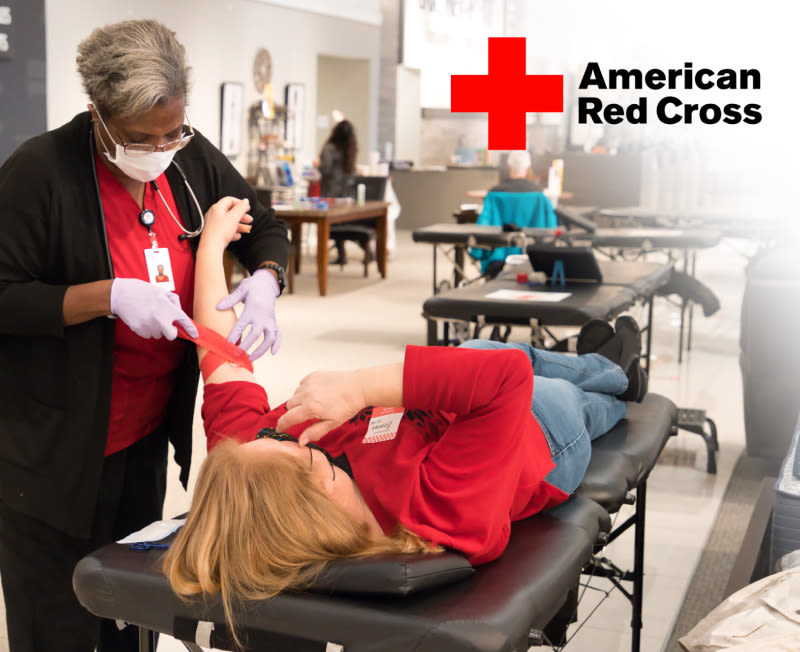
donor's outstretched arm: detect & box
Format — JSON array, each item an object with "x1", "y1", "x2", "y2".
[{"x1": 193, "y1": 196, "x2": 256, "y2": 385}]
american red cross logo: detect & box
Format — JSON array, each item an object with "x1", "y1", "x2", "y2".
[{"x1": 451, "y1": 37, "x2": 564, "y2": 150}]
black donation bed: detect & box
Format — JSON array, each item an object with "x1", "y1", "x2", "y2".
[
  {"x1": 411, "y1": 221, "x2": 721, "y2": 294},
  {"x1": 74, "y1": 396, "x2": 676, "y2": 652},
  {"x1": 422, "y1": 259, "x2": 670, "y2": 377}
]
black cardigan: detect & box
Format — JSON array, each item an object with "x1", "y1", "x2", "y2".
[{"x1": 0, "y1": 112, "x2": 289, "y2": 537}]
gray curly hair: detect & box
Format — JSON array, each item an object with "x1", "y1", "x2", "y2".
[{"x1": 76, "y1": 19, "x2": 191, "y2": 120}]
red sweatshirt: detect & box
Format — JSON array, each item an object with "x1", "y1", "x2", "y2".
[{"x1": 201, "y1": 345, "x2": 568, "y2": 564}]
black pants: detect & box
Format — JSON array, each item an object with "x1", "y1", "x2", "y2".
[{"x1": 0, "y1": 426, "x2": 169, "y2": 652}]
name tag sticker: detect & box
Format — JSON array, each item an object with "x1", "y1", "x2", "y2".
[
  {"x1": 144, "y1": 247, "x2": 176, "y2": 292},
  {"x1": 363, "y1": 407, "x2": 404, "y2": 444}
]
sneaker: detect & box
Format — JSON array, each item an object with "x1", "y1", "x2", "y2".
[
  {"x1": 618, "y1": 356, "x2": 649, "y2": 402},
  {"x1": 577, "y1": 319, "x2": 614, "y2": 355},
  {"x1": 614, "y1": 316, "x2": 642, "y2": 374},
  {"x1": 595, "y1": 331, "x2": 623, "y2": 366}
]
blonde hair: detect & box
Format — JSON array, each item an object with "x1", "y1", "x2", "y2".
[
  {"x1": 76, "y1": 19, "x2": 190, "y2": 120},
  {"x1": 164, "y1": 440, "x2": 435, "y2": 648}
]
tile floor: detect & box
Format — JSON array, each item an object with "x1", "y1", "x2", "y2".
[{"x1": 0, "y1": 229, "x2": 757, "y2": 652}]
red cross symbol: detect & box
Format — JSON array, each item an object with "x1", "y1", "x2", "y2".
[{"x1": 451, "y1": 37, "x2": 563, "y2": 150}]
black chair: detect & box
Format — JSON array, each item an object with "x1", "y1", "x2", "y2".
[{"x1": 330, "y1": 176, "x2": 388, "y2": 277}]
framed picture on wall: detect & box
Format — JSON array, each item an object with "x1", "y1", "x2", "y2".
[
  {"x1": 284, "y1": 82, "x2": 305, "y2": 151},
  {"x1": 219, "y1": 81, "x2": 244, "y2": 157}
]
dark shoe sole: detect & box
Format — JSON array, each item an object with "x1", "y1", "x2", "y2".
[{"x1": 577, "y1": 319, "x2": 614, "y2": 355}]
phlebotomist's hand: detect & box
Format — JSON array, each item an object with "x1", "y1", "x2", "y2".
[
  {"x1": 110, "y1": 278, "x2": 197, "y2": 340},
  {"x1": 217, "y1": 269, "x2": 281, "y2": 360},
  {"x1": 277, "y1": 370, "x2": 367, "y2": 445},
  {"x1": 200, "y1": 196, "x2": 280, "y2": 361}
]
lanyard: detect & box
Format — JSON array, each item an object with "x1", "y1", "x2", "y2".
[{"x1": 139, "y1": 207, "x2": 159, "y2": 249}]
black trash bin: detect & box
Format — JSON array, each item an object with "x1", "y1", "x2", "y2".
[{"x1": 740, "y1": 246, "x2": 800, "y2": 459}]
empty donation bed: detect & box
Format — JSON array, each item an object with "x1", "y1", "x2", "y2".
[
  {"x1": 73, "y1": 396, "x2": 676, "y2": 652},
  {"x1": 411, "y1": 221, "x2": 722, "y2": 293}
]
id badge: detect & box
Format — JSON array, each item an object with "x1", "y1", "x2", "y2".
[
  {"x1": 363, "y1": 407, "x2": 404, "y2": 444},
  {"x1": 144, "y1": 248, "x2": 176, "y2": 292}
]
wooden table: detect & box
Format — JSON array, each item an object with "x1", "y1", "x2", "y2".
[{"x1": 274, "y1": 200, "x2": 389, "y2": 296}]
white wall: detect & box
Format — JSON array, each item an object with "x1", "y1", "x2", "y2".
[
  {"x1": 402, "y1": 0, "x2": 507, "y2": 109},
  {"x1": 315, "y1": 55, "x2": 371, "y2": 164},
  {"x1": 44, "y1": 0, "x2": 381, "y2": 173},
  {"x1": 247, "y1": 0, "x2": 381, "y2": 25},
  {"x1": 394, "y1": 65, "x2": 420, "y2": 166}
]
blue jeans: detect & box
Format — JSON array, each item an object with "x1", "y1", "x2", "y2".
[{"x1": 458, "y1": 340, "x2": 629, "y2": 494}]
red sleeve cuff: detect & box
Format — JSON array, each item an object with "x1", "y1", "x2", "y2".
[{"x1": 201, "y1": 381, "x2": 271, "y2": 450}]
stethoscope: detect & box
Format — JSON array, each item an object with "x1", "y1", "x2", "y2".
[
  {"x1": 146, "y1": 168, "x2": 205, "y2": 241},
  {"x1": 89, "y1": 121, "x2": 205, "y2": 246}
]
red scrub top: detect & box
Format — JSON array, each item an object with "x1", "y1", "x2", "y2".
[{"x1": 95, "y1": 154, "x2": 195, "y2": 456}]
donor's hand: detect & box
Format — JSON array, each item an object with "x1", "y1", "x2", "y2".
[
  {"x1": 276, "y1": 370, "x2": 366, "y2": 445},
  {"x1": 201, "y1": 196, "x2": 253, "y2": 249}
]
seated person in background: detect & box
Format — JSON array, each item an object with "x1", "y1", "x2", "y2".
[
  {"x1": 163, "y1": 201, "x2": 648, "y2": 636},
  {"x1": 473, "y1": 150, "x2": 555, "y2": 273},
  {"x1": 490, "y1": 150, "x2": 542, "y2": 193}
]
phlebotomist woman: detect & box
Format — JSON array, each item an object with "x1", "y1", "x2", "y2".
[{"x1": 0, "y1": 19, "x2": 289, "y2": 652}]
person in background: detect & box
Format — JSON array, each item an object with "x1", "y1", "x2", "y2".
[
  {"x1": 319, "y1": 118, "x2": 357, "y2": 199},
  {"x1": 473, "y1": 150, "x2": 553, "y2": 275},
  {"x1": 490, "y1": 150, "x2": 542, "y2": 193},
  {"x1": 318, "y1": 119, "x2": 358, "y2": 264},
  {"x1": 0, "y1": 19, "x2": 289, "y2": 652}
]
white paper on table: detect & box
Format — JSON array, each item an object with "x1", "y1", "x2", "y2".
[
  {"x1": 485, "y1": 289, "x2": 571, "y2": 302},
  {"x1": 117, "y1": 518, "x2": 186, "y2": 544}
]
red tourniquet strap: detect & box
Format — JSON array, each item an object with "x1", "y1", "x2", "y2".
[
  {"x1": 199, "y1": 351, "x2": 230, "y2": 381},
  {"x1": 175, "y1": 320, "x2": 254, "y2": 374}
]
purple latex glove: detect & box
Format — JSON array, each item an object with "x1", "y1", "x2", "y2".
[
  {"x1": 216, "y1": 268, "x2": 281, "y2": 360},
  {"x1": 110, "y1": 278, "x2": 198, "y2": 340}
]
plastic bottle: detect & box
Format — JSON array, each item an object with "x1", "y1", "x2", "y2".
[{"x1": 546, "y1": 159, "x2": 564, "y2": 208}]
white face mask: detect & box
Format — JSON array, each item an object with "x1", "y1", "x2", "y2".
[
  {"x1": 93, "y1": 106, "x2": 177, "y2": 183},
  {"x1": 103, "y1": 145, "x2": 176, "y2": 183}
]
